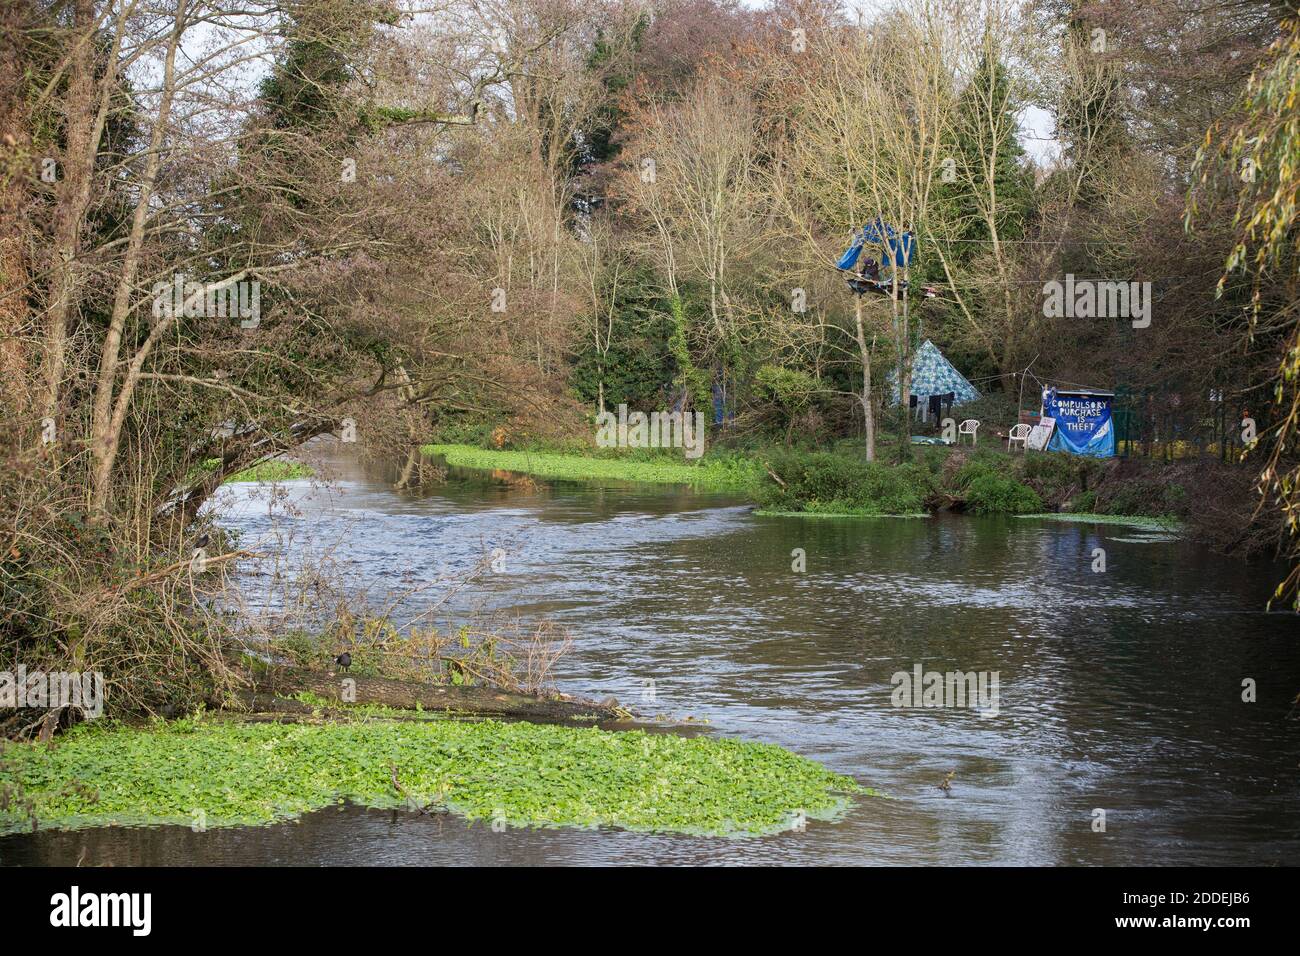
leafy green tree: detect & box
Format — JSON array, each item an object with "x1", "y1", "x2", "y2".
[
  {"x1": 570, "y1": 264, "x2": 677, "y2": 409},
  {"x1": 937, "y1": 51, "x2": 1035, "y2": 262},
  {"x1": 574, "y1": 15, "x2": 649, "y2": 186},
  {"x1": 1194, "y1": 15, "x2": 1300, "y2": 606}
]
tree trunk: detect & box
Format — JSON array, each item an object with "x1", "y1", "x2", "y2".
[
  {"x1": 0, "y1": 3, "x2": 32, "y2": 419},
  {"x1": 891, "y1": 270, "x2": 914, "y2": 462},
  {"x1": 854, "y1": 295, "x2": 876, "y2": 460},
  {"x1": 42, "y1": 0, "x2": 99, "y2": 424},
  {"x1": 239, "y1": 664, "x2": 630, "y2": 723},
  {"x1": 89, "y1": 8, "x2": 186, "y2": 515}
]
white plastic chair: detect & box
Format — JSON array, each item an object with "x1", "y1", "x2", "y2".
[
  {"x1": 958, "y1": 419, "x2": 980, "y2": 446},
  {"x1": 1007, "y1": 423, "x2": 1031, "y2": 451}
]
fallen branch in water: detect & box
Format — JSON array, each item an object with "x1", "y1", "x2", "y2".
[{"x1": 220, "y1": 662, "x2": 631, "y2": 723}]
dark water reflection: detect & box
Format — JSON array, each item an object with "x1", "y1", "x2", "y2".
[{"x1": 4, "y1": 449, "x2": 1299, "y2": 865}]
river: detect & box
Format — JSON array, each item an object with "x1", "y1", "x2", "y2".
[{"x1": 4, "y1": 447, "x2": 1298, "y2": 865}]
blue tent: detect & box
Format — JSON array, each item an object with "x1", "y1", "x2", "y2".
[
  {"x1": 837, "y1": 219, "x2": 915, "y2": 272},
  {"x1": 888, "y1": 339, "x2": 980, "y2": 406}
]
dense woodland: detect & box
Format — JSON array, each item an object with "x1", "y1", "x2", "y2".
[{"x1": 1, "y1": 0, "x2": 1298, "y2": 720}]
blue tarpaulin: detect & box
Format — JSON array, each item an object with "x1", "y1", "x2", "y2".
[
  {"x1": 837, "y1": 219, "x2": 915, "y2": 271},
  {"x1": 1042, "y1": 387, "x2": 1115, "y2": 458},
  {"x1": 836, "y1": 234, "x2": 865, "y2": 271}
]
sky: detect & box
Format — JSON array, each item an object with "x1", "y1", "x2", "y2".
[
  {"x1": 162, "y1": 0, "x2": 1062, "y2": 167},
  {"x1": 780, "y1": 0, "x2": 1062, "y2": 165}
]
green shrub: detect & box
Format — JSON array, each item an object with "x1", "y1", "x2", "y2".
[
  {"x1": 760, "y1": 450, "x2": 933, "y2": 515},
  {"x1": 1163, "y1": 483, "x2": 1189, "y2": 512},
  {"x1": 754, "y1": 364, "x2": 821, "y2": 412},
  {"x1": 953, "y1": 451, "x2": 1014, "y2": 489},
  {"x1": 916, "y1": 446, "x2": 950, "y2": 476},
  {"x1": 429, "y1": 419, "x2": 498, "y2": 448},
  {"x1": 1020, "y1": 452, "x2": 1093, "y2": 491},
  {"x1": 1104, "y1": 483, "x2": 1159, "y2": 517},
  {"x1": 1068, "y1": 489, "x2": 1098, "y2": 513},
  {"x1": 963, "y1": 473, "x2": 1043, "y2": 514}
]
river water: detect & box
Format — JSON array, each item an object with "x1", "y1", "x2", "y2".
[{"x1": 4, "y1": 448, "x2": 1299, "y2": 865}]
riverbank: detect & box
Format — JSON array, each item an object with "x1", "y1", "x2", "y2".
[
  {"x1": 0, "y1": 716, "x2": 870, "y2": 837},
  {"x1": 6, "y1": 444, "x2": 1294, "y2": 866},
  {"x1": 423, "y1": 441, "x2": 1200, "y2": 529}
]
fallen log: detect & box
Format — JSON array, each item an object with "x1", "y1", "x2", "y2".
[{"x1": 223, "y1": 663, "x2": 629, "y2": 723}]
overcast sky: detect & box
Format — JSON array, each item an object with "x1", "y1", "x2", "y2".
[
  {"x1": 784, "y1": 0, "x2": 1061, "y2": 165},
  {"x1": 166, "y1": 0, "x2": 1061, "y2": 167}
]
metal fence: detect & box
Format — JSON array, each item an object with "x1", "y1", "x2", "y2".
[{"x1": 1112, "y1": 388, "x2": 1247, "y2": 461}]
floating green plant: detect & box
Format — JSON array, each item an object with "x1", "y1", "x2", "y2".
[
  {"x1": 224, "y1": 459, "x2": 314, "y2": 483},
  {"x1": 753, "y1": 509, "x2": 928, "y2": 519},
  {"x1": 422, "y1": 443, "x2": 762, "y2": 490},
  {"x1": 1017, "y1": 512, "x2": 1183, "y2": 532},
  {"x1": 0, "y1": 717, "x2": 871, "y2": 837}
]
